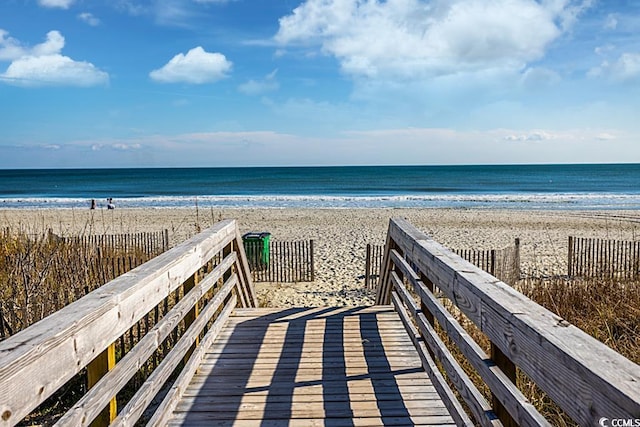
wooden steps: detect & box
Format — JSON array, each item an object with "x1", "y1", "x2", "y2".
[{"x1": 169, "y1": 306, "x2": 455, "y2": 426}]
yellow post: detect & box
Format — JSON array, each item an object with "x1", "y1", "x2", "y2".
[{"x1": 87, "y1": 343, "x2": 116, "y2": 427}]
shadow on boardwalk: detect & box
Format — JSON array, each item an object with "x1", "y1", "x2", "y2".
[{"x1": 170, "y1": 307, "x2": 453, "y2": 426}]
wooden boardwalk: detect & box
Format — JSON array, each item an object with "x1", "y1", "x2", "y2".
[
  {"x1": 4, "y1": 219, "x2": 637, "y2": 426},
  {"x1": 169, "y1": 306, "x2": 456, "y2": 426}
]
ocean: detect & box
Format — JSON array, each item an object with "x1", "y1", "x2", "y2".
[{"x1": 0, "y1": 164, "x2": 639, "y2": 210}]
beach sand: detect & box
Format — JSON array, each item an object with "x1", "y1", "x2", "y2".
[{"x1": 2, "y1": 208, "x2": 639, "y2": 307}]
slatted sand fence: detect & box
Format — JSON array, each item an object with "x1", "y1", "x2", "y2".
[
  {"x1": 56, "y1": 229, "x2": 170, "y2": 257},
  {"x1": 244, "y1": 239, "x2": 315, "y2": 282},
  {"x1": 365, "y1": 243, "x2": 385, "y2": 289},
  {"x1": 377, "y1": 218, "x2": 640, "y2": 426},
  {"x1": 0, "y1": 229, "x2": 172, "y2": 341},
  {"x1": 568, "y1": 235, "x2": 640, "y2": 279},
  {"x1": 365, "y1": 238, "x2": 521, "y2": 289}
]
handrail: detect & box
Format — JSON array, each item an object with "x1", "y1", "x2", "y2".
[
  {"x1": 0, "y1": 219, "x2": 256, "y2": 426},
  {"x1": 377, "y1": 217, "x2": 640, "y2": 426}
]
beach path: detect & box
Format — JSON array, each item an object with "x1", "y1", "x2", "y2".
[{"x1": 168, "y1": 306, "x2": 456, "y2": 426}]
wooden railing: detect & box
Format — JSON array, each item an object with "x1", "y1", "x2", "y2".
[
  {"x1": 0, "y1": 219, "x2": 255, "y2": 427},
  {"x1": 366, "y1": 239, "x2": 521, "y2": 289},
  {"x1": 568, "y1": 236, "x2": 640, "y2": 279},
  {"x1": 376, "y1": 218, "x2": 640, "y2": 426}
]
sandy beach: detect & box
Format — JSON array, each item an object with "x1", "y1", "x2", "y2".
[{"x1": 2, "y1": 208, "x2": 639, "y2": 307}]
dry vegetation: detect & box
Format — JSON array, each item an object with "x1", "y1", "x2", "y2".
[
  {"x1": 0, "y1": 227, "x2": 163, "y2": 337},
  {"x1": 0, "y1": 226, "x2": 171, "y2": 425},
  {"x1": 436, "y1": 274, "x2": 640, "y2": 426},
  {"x1": 519, "y1": 276, "x2": 640, "y2": 365}
]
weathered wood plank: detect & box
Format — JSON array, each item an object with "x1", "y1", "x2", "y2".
[
  {"x1": 178, "y1": 390, "x2": 442, "y2": 403},
  {"x1": 146, "y1": 296, "x2": 237, "y2": 427},
  {"x1": 391, "y1": 290, "x2": 477, "y2": 427},
  {"x1": 168, "y1": 415, "x2": 456, "y2": 427},
  {"x1": 56, "y1": 258, "x2": 239, "y2": 426},
  {"x1": 390, "y1": 248, "x2": 548, "y2": 426},
  {"x1": 113, "y1": 289, "x2": 238, "y2": 426},
  {"x1": 168, "y1": 306, "x2": 455, "y2": 426},
  {"x1": 384, "y1": 217, "x2": 640, "y2": 425}
]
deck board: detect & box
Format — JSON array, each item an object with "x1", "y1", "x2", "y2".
[{"x1": 169, "y1": 306, "x2": 455, "y2": 426}]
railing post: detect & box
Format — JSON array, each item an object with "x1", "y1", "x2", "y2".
[
  {"x1": 87, "y1": 343, "x2": 116, "y2": 427},
  {"x1": 419, "y1": 272, "x2": 436, "y2": 360},
  {"x1": 490, "y1": 343, "x2": 517, "y2": 427},
  {"x1": 376, "y1": 233, "x2": 403, "y2": 305},
  {"x1": 183, "y1": 270, "x2": 200, "y2": 362}
]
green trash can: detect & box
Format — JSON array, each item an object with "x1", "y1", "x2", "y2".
[{"x1": 242, "y1": 232, "x2": 271, "y2": 270}]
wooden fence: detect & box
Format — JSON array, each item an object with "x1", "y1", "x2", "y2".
[
  {"x1": 0, "y1": 219, "x2": 256, "y2": 426},
  {"x1": 0, "y1": 230, "x2": 171, "y2": 341},
  {"x1": 365, "y1": 238, "x2": 521, "y2": 289},
  {"x1": 244, "y1": 240, "x2": 314, "y2": 282},
  {"x1": 454, "y1": 238, "x2": 521, "y2": 285},
  {"x1": 365, "y1": 244, "x2": 384, "y2": 289},
  {"x1": 376, "y1": 218, "x2": 640, "y2": 426},
  {"x1": 568, "y1": 236, "x2": 640, "y2": 279},
  {"x1": 56, "y1": 229, "x2": 169, "y2": 257}
]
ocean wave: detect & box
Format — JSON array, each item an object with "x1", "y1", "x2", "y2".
[{"x1": 2, "y1": 193, "x2": 640, "y2": 210}]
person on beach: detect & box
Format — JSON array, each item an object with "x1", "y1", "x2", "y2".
[
  {"x1": 90, "y1": 199, "x2": 96, "y2": 210},
  {"x1": 107, "y1": 198, "x2": 115, "y2": 210}
]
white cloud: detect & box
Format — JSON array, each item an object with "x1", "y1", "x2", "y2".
[
  {"x1": 32, "y1": 30, "x2": 65, "y2": 56},
  {"x1": 504, "y1": 131, "x2": 557, "y2": 142},
  {"x1": 38, "y1": 0, "x2": 75, "y2": 9},
  {"x1": 239, "y1": 69, "x2": 279, "y2": 95},
  {"x1": 3, "y1": 55, "x2": 109, "y2": 87},
  {"x1": 596, "y1": 133, "x2": 616, "y2": 141},
  {"x1": 0, "y1": 30, "x2": 109, "y2": 87},
  {"x1": 78, "y1": 12, "x2": 101, "y2": 26},
  {"x1": 113, "y1": 143, "x2": 142, "y2": 150},
  {"x1": 275, "y1": 0, "x2": 593, "y2": 80},
  {"x1": 0, "y1": 30, "x2": 24, "y2": 61},
  {"x1": 7, "y1": 126, "x2": 637, "y2": 168},
  {"x1": 115, "y1": 0, "x2": 146, "y2": 16},
  {"x1": 589, "y1": 53, "x2": 640, "y2": 82},
  {"x1": 150, "y1": 47, "x2": 232, "y2": 84},
  {"x1": 594, "y1": 45, "x2": 615, "y2": 56},
  {"x1": 115, "y1": 0, "x2": 193, "y2": 27},
  {"x1": 604, "y1": 13, "x2": 618, "y2": 30}
]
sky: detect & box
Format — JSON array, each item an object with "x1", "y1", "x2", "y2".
[{"x1": 0, "y1": 0, "x2": 639, "y2": 168}]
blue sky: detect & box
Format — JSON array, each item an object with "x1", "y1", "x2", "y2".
[{"x1": 0, "y1": 0, "x2": 639, "y2": 168}]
